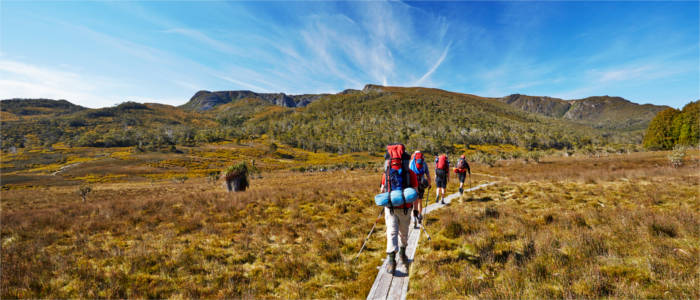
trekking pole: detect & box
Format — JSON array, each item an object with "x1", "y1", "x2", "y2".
[
  {"x1": 421, "y1": 185, "x2": 432, "y2": 241},
  {"x1": 421, "y1": 219, "x2": 432, "y2": 241},
  {"x1": 352, "y1": 208, "x2": 384, "y2": 261},
  {"x1": 469, "y1": 172, "x2": 472, "y2": 189},
  {"x1": 422, "y1": 185, "x2": 429, "y2": 216}
]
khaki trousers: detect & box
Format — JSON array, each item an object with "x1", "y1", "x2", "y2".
[{"x1": 384, "y1": 207, "x2": 411, "y2": 253}]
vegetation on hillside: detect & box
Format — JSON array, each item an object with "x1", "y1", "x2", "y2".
[
  {"x1": 247, "y1": 88, "x2": 630, "y2": 154},
  {"x1": 643, "y1": 101, "x2": 699, "y2": 150},
  {"x1": 1, "y1": 86, "x2": 665, "y2": 154},
  {"x1": 0, "y1": 98, "x2": 86, "y2": 116},
  {"x1": 499, "y1": 94, "x2": 668, "y2": 131},
  {"x1": 1, "y1": 101, "x2": 226, "y2": 151}
]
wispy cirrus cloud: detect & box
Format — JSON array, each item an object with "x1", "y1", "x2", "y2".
[
  {"x1": 597, "y1": 65, "x2": 653, "y2": 82},
  {"x1": 0, "y1": 59, "x2": 121, "y2": 107},
  {"x1": 2, "y1": 0, "x2": 696, "y2": 108},
  {"x1": 415, "y1": 42, "x2": 451, "y2": 86},
  {"x1": 148, "y1": 1, "x2": 453, "y2": 93},
  {"x1": 162, "y1": 28, "x2": 241, "y2": 55}
]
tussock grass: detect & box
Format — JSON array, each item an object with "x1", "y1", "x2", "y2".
[
  {"x1": 483, "y1": 150, "x2": 699, "y2": 183},
  {"x1": 2, "y1": 150, "x2": 697, "y2": 298},
  {"x1": 1, "y1": 171, "x2": 393, "y2": 298},
  {"x1": 409, "y1": 152, "x2": 699, "y2": 299}
]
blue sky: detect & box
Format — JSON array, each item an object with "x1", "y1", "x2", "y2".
[{"x1": 0, "y1": 1, "x2": 697, "y2": 108}]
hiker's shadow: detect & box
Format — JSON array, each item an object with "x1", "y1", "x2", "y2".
[{"x1": 465, "y1": 196, "x2": 493, "y2": 202}]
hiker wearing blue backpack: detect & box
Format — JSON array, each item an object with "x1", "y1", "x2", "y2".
[
  {"x1": 409, "y1": 151, "x2": 431, "y2": 227},
  {"x1": 379, "y1": 144, "x2": 419, "y2": 274}
]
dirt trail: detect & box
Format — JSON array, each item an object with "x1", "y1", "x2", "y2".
[{"x1": 50, "y1": 162, "x2": 82, "y2": 176}]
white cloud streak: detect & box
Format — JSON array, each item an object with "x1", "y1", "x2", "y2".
[
  {"x1": 0, "y1": 60, "x2": 121, "y2": 108},
  {"x1": 415, "y1": 42, "x2": 450, "y2": 86},
  {"x1": 216, "y1": 75, "x2": 270, "y2": 93},
  {"x1": 163, "y1": 28, "x2": 241, "y2": 55}
]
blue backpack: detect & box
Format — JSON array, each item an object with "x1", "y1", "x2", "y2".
[{"x1": 384, "y1": 144, "x2": 411, "y2": 213}]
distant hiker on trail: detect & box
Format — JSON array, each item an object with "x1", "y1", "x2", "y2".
[
  {"x1": 454, "y1": 154, "x2": 471, "y2": 194},
  {"x1": 380, "y1": 144, "x2": 419, "y2": 274},
  {"x1": 434, "y1": 153, "x2": 449, "y2": 204},
  {"x1": 409, "y1": 151, "x2": 430, "y2": 227}
]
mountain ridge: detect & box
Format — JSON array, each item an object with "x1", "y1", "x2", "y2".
[
  {"x1": 2, "y1": 85, "x2": 669, "y2": 118},
  {"x1": 497, "y1": 93, "x2": 670, "y2": 131},
  {"x1": 1, "y1": 85, "x2": 673, "y2": 152},
  {"x1": 0, "y1": 98, "x2": 87, "y2": 116},
  {"x1": 180, "y1": 90, "x2": 329, "y2": 110},
  {"x1": 177, "y1": 85, "x2": 669, "y2": 132}
]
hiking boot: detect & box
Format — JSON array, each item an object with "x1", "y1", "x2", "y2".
[
  {"x1": 440, "y1": 196, "x2": 445, "y2": 204},
  {"x1": 417, "y1": 214, "x2": 423, "y2": 225},
  {"x1": 412, "y1": 210, "x2": 419, "y2": 228},
  {"x1": 459, "y1": 187, "x2": 464, "y2": 194},
  {"x1": 399, "y1": 247, "x2": 409, "y2": 265},
  {"x1": 386, "y1": 252, "x2": 397, "y2": 274},
  {"x1": 435, "y1": 195, "x2": 440, "y2": 203}
]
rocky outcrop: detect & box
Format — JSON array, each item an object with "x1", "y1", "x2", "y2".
[
  {"x1": 362, "y1": 84, "x2": 386, "y2": 93},
  {"x1": 181, "y1": 90, "x2": 328, "y2": 111},
  {"x1": 338, "y1": 89, "x2": 361, "y2": 95},
  {"x1": 499, "y1": 94, "x2": 571, "y2": 118},
  {"x1": 498, "y1": 94, "x2": 669, "y2": 130}
]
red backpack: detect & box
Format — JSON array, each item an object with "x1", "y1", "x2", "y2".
[
  {"x1": 436, "y1": 154, "x2": 448, "y2": 170},
  {"x1": 412, "y1": 152, "x2": 424, "y2": 169},
  {"x1": 387, "y1": 144, "x2": 406, "y2": 172}
]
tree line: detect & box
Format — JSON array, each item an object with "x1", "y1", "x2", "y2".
[{"x1": 642, "y1": 101, "x2": 699, "y2": 150}]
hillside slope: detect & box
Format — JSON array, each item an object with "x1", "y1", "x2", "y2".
[
  {"x1": 1, "y1": 85, "x2": 665, "y2": 152},
  {"x1": 0, "y1": 98, "x2": 86, "y2": 119},
  {"x1": 245, "y1": 85, "x2": 613, "y2": 153},
  {"x1": 499, "y1": 94, "x2": 669, "y2": 131},
  {"x1": 1, "y1": 101, "x2": 218, "y2": 150}
]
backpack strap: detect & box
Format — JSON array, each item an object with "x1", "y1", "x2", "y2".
[
  {"x1": 401, "y1": 153, "x2": 410, "y2": 215},
  {"x1": 385, "y1": 162, "x2": 394, "y2": 215}
]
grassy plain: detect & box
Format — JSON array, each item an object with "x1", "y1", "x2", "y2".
[
  {"x1": 1, "y1": 145, "x2": 698, "y2": 298},
  {"x1": 409, "y1": 151, "x2": 699, "y2": 298}
]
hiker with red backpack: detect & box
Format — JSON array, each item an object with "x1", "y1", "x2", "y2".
[
  {"x1": 454, "y1": 154, "x2": 471, "y2": 194},
  {"x1": 434, "y1": 153, "x2": 450, "y2": 204},
  {"x1": 409, "y1": 151, "x2": 431, "y2": 227},
  {"x1": 379, "y1": 144, "x2": 419, "y2": 274}
]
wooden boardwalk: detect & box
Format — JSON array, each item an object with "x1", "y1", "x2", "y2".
[{"x1": 366, "y1": 182, "x2": 498, "y2": 300}]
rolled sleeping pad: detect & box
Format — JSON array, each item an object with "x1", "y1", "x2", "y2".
[{"x1": 374, "y1": 188, "x2": 418, "y2": 207}]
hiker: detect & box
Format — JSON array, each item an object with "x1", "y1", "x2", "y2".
[
  {"x1": 454, "y1": 154, "x2": 471, "y2": 194},
  {"x1": 409, "y1": 151, "x2": 431, "y2": 227},
  {"x1": 434, "y1": 153, "x2": 449, "y2": 204},
  {"x1": 380, "y1": 144, "x2": 419, "y2": 274}
]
